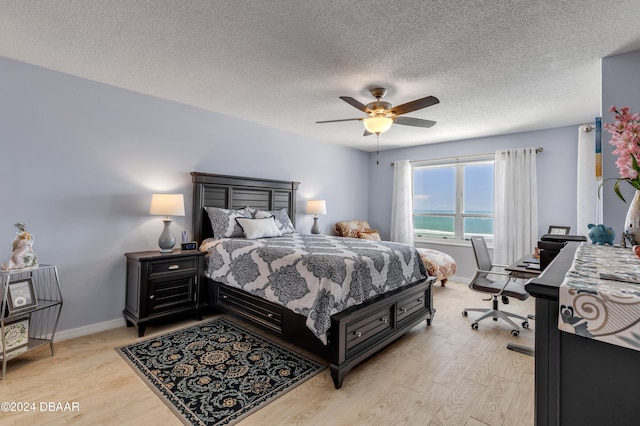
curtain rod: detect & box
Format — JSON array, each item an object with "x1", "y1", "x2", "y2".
[{"x1": 390, "y1": 147, "x2": 543, "y2": 167}]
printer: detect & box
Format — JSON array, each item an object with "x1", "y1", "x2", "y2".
[{"x1": 538, "y1": 234, "x2": 587, "y2": 270}]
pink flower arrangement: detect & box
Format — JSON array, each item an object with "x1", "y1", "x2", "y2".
[{"x1": 605, "y1": 106, "x2": 640, "y2": 202}]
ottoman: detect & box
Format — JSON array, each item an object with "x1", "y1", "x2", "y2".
[{"x1": 416, "y1": 247, "x2": 457, "y2": 286}]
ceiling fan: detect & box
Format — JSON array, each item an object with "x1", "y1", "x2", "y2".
[{"x1": 316, "y1": 87, "x2": 439, "y2": 136}]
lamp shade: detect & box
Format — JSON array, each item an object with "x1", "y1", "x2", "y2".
[
  {"x1": 363, "y1": 116, "x2": 393, "y2": 134},
  {"x1": 306, "y1": 200, "x2": 327, "y2": 216},
  {"x1": 149, "y1": 194, "x2": 185, "y2": 217}
]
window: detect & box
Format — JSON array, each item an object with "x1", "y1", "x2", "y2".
[{"x1": 413, "y1": 160, "x2": 494, "y2": 242}]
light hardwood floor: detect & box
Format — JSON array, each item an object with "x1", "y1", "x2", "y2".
[{"x1": 0, "y1": 280, "x2": 535, "y2": 425}]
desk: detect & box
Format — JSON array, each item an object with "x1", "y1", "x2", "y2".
[
  {"x1": 505, "y1": 256, "x2": 541, "y2": 279},
  {"x1": 504, "y1": 256, "x2": 538, "y2": 356}
]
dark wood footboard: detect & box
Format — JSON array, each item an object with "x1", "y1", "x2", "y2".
[{"x1": 208, "y1": 276, "x2": 435, "y2": 388}]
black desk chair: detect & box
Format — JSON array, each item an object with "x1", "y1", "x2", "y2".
[{"x1": 463, "y1": 236, "x2": 531, "y2": 336}]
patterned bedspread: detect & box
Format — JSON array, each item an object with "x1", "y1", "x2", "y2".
[{"x1": 204, "y1": 233, "x2": 428, "y2": 344}]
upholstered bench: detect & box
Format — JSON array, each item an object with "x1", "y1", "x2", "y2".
[
  {"x1": 415, "y1": 247, "x2": 457, "y2": 286},
  {"x1": 334, "y1": 221, "x2": 457, "y2": 286}
]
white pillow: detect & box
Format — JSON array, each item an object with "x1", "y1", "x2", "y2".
[
  {"x1": 247, "y1": 208, "x2": 296, "y2": 234},
  {"x1": 235, "y1": 217, "x2": 283, "y2": 240}
]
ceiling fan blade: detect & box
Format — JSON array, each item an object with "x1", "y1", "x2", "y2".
[
  {"x1": 391, "y1": 96, "x2": 439, "y2": 116},
  {"x1": 363, "y1": 129, "x2": 373, "y2": 136},
  {"x1": 340, "y1": 96, "x2": 368, "y2": 112},
  {"x1": 395, "y1": 116, "x2": 437, "y2": 128},
  {"x1": 316, "y1": 118, "x2": 364, "y2": 123}
]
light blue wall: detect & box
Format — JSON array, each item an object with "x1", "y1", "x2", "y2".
[
  {"x1": 602, "y1": 49, "x2": 640, "y2": 236},
  {"x1": 0, "y1": 57, "x2": 370, "y2": 332},
  {"x1": 367, "y1": 126, "x2": 581, "y2": 279}
]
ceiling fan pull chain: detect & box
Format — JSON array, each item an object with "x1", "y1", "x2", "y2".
[{"x1": 376, "y1": 134, "x2": 380, "y2": 165}]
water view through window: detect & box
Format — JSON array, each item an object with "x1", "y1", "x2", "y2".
[{"x1": 413, "y1": 162, "x2": 494, "y2": 241}]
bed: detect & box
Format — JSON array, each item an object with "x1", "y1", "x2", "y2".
[{"x1": 192, "y1": 172, "x2": 435, "y2": 388}]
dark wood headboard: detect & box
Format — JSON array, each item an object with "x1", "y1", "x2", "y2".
[{"x1": 191, "y1": 172, "x2": 300, "y2": 242}]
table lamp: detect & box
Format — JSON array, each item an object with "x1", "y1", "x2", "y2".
[
  {"x1": 306, "y1": 200, "x2": 327, "y2": 234},
  {"x1": 149, "y1": 193, "x2": 185, "y2": 252}
]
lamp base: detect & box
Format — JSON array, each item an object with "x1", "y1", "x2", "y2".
[
  {"x1": 158, "y1": 219, "x2": 176, "y2": 252},
  {"x1": 311, "y1": 217, "x2": 321, "y2": 234}
]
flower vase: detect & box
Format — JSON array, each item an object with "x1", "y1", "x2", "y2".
[{"x1": 624, "y1": 190, "x2": 640, "y2": 246}]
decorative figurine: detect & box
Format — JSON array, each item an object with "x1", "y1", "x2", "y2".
[
  {"x1": 0, "y1": 223, "x2": 39, "y2": 270},
  {"x1": 587, "y1": 223, "x2": 616, "y2": 246}
]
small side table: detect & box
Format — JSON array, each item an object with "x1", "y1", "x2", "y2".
[
  {"x1": 1, "y1": 265, "x2": 63, "y2": 379},
  {"x1": 123, "y1": 250, "x2": 205, "y2": 337}
]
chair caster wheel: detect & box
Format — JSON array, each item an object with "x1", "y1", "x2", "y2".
[
  {"x1": 493, "y1": 317, "x2": 498, "y2": 321},
  {"x1": 511, "y1": 329, "x2": 519, "y2": 336},
  {"x1": 522, "y1": 321, "x2": 529, "y2": 329},
  {"x1": 471, "y1": 323, "x2": 479, "y2": 330},
  {"x1": 462, "y1": 311, "x2": 468, "y2": 317},
  {"x1": 502, "y1": 296, "x2": 510, "y2": 305}
]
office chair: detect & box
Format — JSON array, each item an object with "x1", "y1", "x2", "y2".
[{"x1": 463, "y1": 235, "x2": 530, "y2": 336}]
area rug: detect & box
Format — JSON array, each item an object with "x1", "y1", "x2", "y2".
[{"x1": 116, "y1": 317, "x2": 325, "y2": 425}]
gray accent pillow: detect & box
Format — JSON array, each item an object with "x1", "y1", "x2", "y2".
[{"x1": 204, "y1": 207, "x2": 250, "y2": 239}]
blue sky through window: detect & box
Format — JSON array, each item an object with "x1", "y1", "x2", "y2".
[
  {"x1": 414, "y1": 167, "x2": 455, "y2": 213},
  {"x1": 464, "y1": 163, "x2": 494, "y2": 214},
  {"x1": 414, "y1": 163, "x2": 494, "y2": 214}
]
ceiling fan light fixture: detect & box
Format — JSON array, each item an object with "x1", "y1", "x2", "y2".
[{"x1": 363, "y1": 116, "x2": 393, "y2": 134}]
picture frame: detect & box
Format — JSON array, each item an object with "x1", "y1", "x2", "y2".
[
  {"x1": 548, "y1": 225, "x2": 571, "y2": 235},
  {"x1": 0, "y1": 318, "x2": 29, "y2": 352},
  {"x1": 6, "y1": 278, "x2": 37, "y2": 315}
]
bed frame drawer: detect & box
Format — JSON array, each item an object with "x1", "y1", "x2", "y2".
[
  {"x1": 345, "y1": 306, "x2": 393, "y2": 354},
  {"x1": 397, "y1": 293, "x2": 427, "y2": 323},
  {"x1": 216, "y1": 285, "x2": 282, "y2": 333}
]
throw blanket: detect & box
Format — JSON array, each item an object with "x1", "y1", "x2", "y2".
[{"x1": 205, "y1": 233, "x2": 427, "y2": 344}]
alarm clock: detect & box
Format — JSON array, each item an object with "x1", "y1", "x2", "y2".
[{"x1": 181, "y1": 241, "x2": 197, "y2": 250}]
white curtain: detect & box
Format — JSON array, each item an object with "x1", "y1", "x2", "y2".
[
  {"x1": 576, "y1": 124, "x2": 602, "y2": 236},
  {"x1": 494, "y1": 147, "x2": 538, "y2": 265},
  {"x1": 390, "y1": 160, "x2": 414, "y2": 245}
]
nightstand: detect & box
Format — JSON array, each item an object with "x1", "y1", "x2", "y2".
[{"x1": 123, "y1": 250, "x2": 205, "y2": 337}]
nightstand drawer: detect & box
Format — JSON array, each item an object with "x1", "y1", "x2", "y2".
[{"x1": 148, "y1": 258, "x2": 198, "y2": 276}]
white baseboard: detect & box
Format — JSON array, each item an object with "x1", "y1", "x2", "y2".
[{"x1": 55, "y1": 318, "x2": 126, "y2": 342}]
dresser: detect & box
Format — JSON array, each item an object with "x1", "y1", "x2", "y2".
[{"x1": 526, "y1": 242, "x2": 640, "y2": 425}]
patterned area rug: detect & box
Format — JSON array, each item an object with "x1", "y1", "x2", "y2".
[{"x1": 116, "y1": 317, "x2": 325, "y2": 425}]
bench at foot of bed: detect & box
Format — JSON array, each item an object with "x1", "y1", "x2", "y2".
[{"x1": 416, "y1": 248, "x2": 457, "y2": 286}]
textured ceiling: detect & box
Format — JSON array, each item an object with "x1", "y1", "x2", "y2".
[{"x1": 2, "y1": 1, "x2": 640, "y2": 152}]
